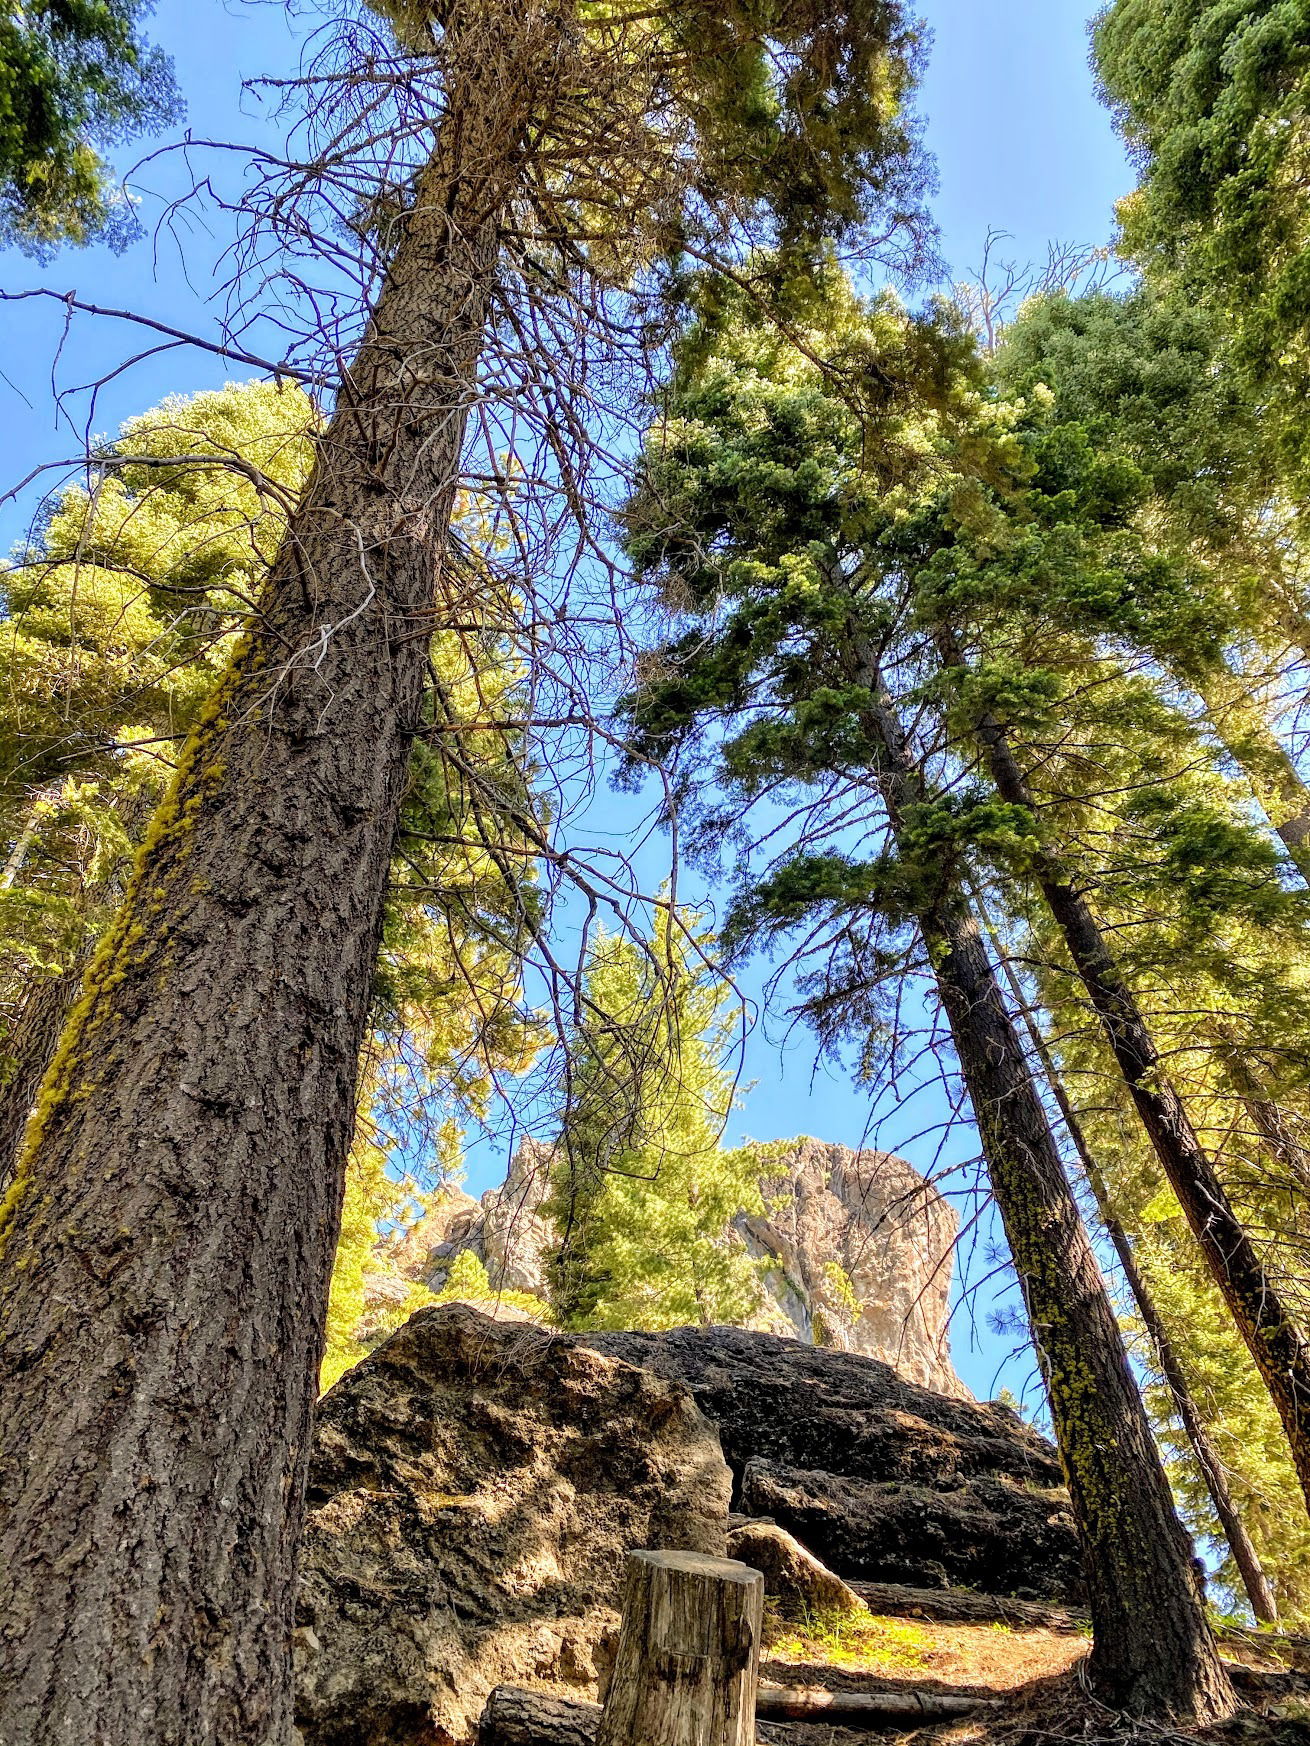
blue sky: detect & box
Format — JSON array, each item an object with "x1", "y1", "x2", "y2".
[{"x1": 0, "y1": 1, "x2": 1133, "y2": 1400}]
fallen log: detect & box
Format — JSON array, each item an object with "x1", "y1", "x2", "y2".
[
  {"x1": 480, "y1": 1682, "x2": 1000, "y2": 1744},
  {"x1": 479, "y1": 1686, "x2": 601, "y2": 1746},
  {"x1": 849, "y1": 1582, "x2": 1087, "y2": 1634},
  {"x1": 757, "y1": 1684, "x2": 1000, "y2": 1724}
]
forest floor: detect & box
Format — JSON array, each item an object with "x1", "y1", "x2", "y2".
[{"x1": 757, "y1": 1602, "x2": 1310, "y2": 1746}]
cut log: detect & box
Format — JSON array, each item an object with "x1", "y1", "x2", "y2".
[
  {"x1": 756, "y1": 1685, "x2": 999, "y2": 1724},
  {"x1": 596, "y1": 1550, "x2": 765, "y2": 1746},
  {"x1": 480, "y1": 1686, "x2": 603, "y2": 1746},
  {"x1": 478, "y1": 1682, "x2": 1000, "y2": 1744},
  {"x1": 849, "y1": 1581, "x2": 1087, "y2": 1633}
]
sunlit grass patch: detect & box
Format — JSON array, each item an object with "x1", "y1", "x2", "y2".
[{"x1": 764, "y1": 1602, "x2": 932, "y2": 1672}]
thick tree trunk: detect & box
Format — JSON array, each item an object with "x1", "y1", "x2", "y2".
[
  {"x1": 987, "y1": 939, "x2": 1279, "y2": 1625},
  {"x1": 844, "y1": 642, "x2": 1234, "y2": 1723},
  {"x1": 944, "y1": 632, "x2": 1310, "y2": 1513},
  {"x1": 0, "y1": 951, "x2": 87, "y2": 1188},
  {"x1": 0, "y1": 9, "x2": 547, "y2": 1742}
]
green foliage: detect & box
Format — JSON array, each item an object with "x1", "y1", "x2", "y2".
[
  {"x1": 543, "y1": 919, "x2": 768, "y2": 1332},
  {"x1": 370, "y1": 0, "x2": 934, "y2": 270},
  {"x1": 765, "y1": 1604, "x2": 930, "y2": 1671},
  {"x1": 0, "y1": 0, "x2": 178, "y2": 249},
  {"x1": 1093, "y1": 0, "x2": 1310, "y2": 492}
]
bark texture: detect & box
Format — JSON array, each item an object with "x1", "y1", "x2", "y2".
[
  {"x1": 952, "y1": 644, "x2": 1310, "y2": 1514},
  {"x1": 842, "y1": 632, "x2": 1233, "y2": 1722},
  {"x1": 595, "y1": 1552, "x2": 764, "y2": 1746},
  {"x1": 0, "y1": 951, "x2": 86, "y2": 1187},
  {"x1": 0, "y1": 9, "x2": 551, "y2": 1742},
  {"x1": 989, "y1": 937, "x2": 1279, "y2": 1625}
]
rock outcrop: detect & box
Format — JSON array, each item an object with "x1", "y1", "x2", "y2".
[
  {"x1": 417, "y1": 1142, "x2": 556, "y2": 1300},
  {"x1": 581, "y1": 1324, "x2": 1080, "y2": 1601},
  {"x1": 409, "y1": 1136, "x2": 963, "y2": 1396},
  {"x1": 295, "y1": 1304, "x2": 732, "y2": 1746},
  {"x1": 742, "y1": 1137, "x2": 960, "y2": 1395},
  {"x1": 724, "y1": 1519, "x2": 864, "y2": 1619},
  {"x1": 296, "y1": 1312, "x2": 1081, "y2": 1745}
]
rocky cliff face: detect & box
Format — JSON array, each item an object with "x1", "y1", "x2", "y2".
[{"x1": 404, "y1": 1135, "x2": 963, "y2": 1396}]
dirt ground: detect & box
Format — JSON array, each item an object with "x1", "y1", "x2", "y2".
[{"x1": 757, "y1": 1609, "x2": 1310, "y2": 1746}]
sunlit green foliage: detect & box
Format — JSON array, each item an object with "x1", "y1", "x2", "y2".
[
  {"x1": 1093, "y1": 0, "x2": 1310, "y2": 492},
  {"x1": 0, "y1": 0, "x2": 178, "y2": 248},
  {"x1": 544, "y1": 919, "x2": 768, "y2": 1331}
]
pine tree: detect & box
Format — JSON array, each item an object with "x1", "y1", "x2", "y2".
[
  {"x1": 618, "y1": 276, "x2": 1234, "y2": 1720},
  {"x1": 0, "y1": 0, "x2": 178, "y2": 248},
  {"x1": 0, "y1": 7, "x2": 934, "y2": 1736},
  {"x1": 0, "y1": 378, "x2": 541, "y2": 1389},
  {"x1": 544, "y1": 922, "x2": 766, "y2": 1332},
  {"x1": 1093, "y1": 0, "x2": 1310, "y2": 497},
  {"x1": 993, "y1": 288, "x2": 1310, "y2": 873}
]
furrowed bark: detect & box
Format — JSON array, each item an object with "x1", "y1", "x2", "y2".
[
  {"x1": 939, "y1": 626, "x2": 1310, "y2": 1513},
  {"x1": 987, "y1": 935, "x2": 1279, "y2": 1625},
  {"x1": 0, "y1": 7, "x2": 548, "y2": 1741},
  {"x1": 0, "y1": 951, "x2": 87, "y2": 1189},
  {"x1": 843, "y1": 632, "x2": 1233, "y2": 1722}
]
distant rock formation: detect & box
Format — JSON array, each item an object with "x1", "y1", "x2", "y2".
[{"x1": 395, "y1": 1135, "x2": 964, "y2": 1396}]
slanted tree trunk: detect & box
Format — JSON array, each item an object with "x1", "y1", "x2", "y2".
[
  {"x1": 938, "y1": 625, "x2": 1310, "y2": 1513},
  {"x1": 0, "y1": 950, "x2": 88, "y2": 1188},
  {"x1": 597, "y1": 1551, "x2": 764, "y2": 1746},
  {"x1": 986, "y1": 935, "x2": 1279, "y2": 1625},
  {"x1": 842, "y1": 631, "x2": 1234, "y2": 1723},
  {"x1": 1187, "y1": 656, "x2": 1310, "y2": 883},
  {"x1": 0, "y1": 8, "x2": 550, "y2": 1742}
]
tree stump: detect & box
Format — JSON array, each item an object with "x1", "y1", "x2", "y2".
[{"x1": 596, "y1": 1550, "x2": 764, "y2": 1746}]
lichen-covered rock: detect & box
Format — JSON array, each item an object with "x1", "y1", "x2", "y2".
[
  {"x1": 725, "y1": 1519, "x2": 864, "y2": 1618},
  {"x1": 295, "y1": 1304, "x2": 732, "y2": 1746},
  {"x1": 581, "y1": 1324, "x2": 1080, "y2": 1601}
]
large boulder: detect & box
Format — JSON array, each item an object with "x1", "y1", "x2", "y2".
[
  {"x1": 295, "y1": 1304, "x2": 732, "y2": 1746},
  {"x1": 739, "y1": 1461, "x2": 1080, "y2": 1600},
  {"x1": 724, "y1": 1519, "x2": 864, "y2": 1619},
  {"x1": 581, "y1": 1324, "x2": 1080, "y2": 1600},
  {"x1": 403, "y1": 1137, "x2": 964, "y2": 1395}
]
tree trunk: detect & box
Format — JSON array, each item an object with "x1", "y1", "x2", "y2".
[
  {"x1": 986, "y1": 935, "x2": 1279, "y2": 1625},
  {"x1": 0, "y1": 8, "x2": 547, "y2": 1742},
  {"x1": 1188, "y1": 656, "x2": 1310, "y2": 883},
  {"x1": 596, "y1": 1551, "x2": 764, "y2": 1746},
  {"x1": 0, "y1": 950, "x2": 87, "y2": 1190},
  {"x1": 843, "y1": 636, "x2": 1234, "y2": 1723},
  {"x1": 942, "y1": 627, "x2": 1310, "y2": 1514}
]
